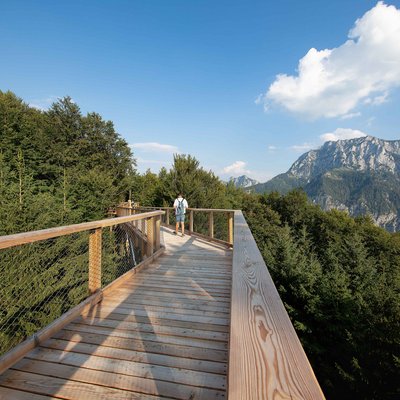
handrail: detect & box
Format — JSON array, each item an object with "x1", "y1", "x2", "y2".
[
  {"x1": 0, "y1": 210, "x2": 163, "y2": 250},
  {"x1": 228, "y1": 211, "x2": 325, "y2": 399}
]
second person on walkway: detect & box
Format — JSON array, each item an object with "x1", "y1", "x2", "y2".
[{"x1": 173, "y1": 193, "x2": 188, "y2": 236}]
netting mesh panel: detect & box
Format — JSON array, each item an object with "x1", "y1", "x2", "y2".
[
  {"x1": 193, "y1": 212, "x2": 209, "y2": 236},
  {"x1": 213, "y1": 212, "x2": 229, "y2": 241},
  {"x1": 101, "y1": 219, "x2": 149, "y2": 287},
  {"x1": 0, "y1": 232, "x2": 89, "y2": 356}
]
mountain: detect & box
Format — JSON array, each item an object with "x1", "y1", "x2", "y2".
[
  {"x1": 252, "y1": 136, "x2": 400, "y2": 232},
  {"x1": 229, "y1": 175, "x2": 259, "y2": 188}
]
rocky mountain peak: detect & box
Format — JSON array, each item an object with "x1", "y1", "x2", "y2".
[
  {"x1": 229, "y1": 175, "x2": 259, "y2": 188},
  {"x1": 289, "y1": 135, "x2": 400, "y2": 180}
]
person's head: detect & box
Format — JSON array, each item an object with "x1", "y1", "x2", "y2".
[{"x1": 178, "y1": 193, "x2": 183, "y2": 198}]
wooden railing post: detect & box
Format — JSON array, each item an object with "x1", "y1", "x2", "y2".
[
  {"x1": 141, "y1": 219, "x2": 146, "y2": 257},
  {"x1": 166, "y1": 209, "x2": 170, "y2": 226},
  {"x1": 155, "y1": 215, "x2": 161, "y2": 251},
  {"x1": 208, "y1": 211, "x2": 214, "y2": 239},
  {"x1": 228, "y1": 212, "x2": 233, "y2": 245},
  {"x1": 146, "y1": 217, "x2": 154, "y2": 257},
  {"x1": 89, "y1": 228, "x2": 102, "y2": 294},
  {"x1": 189, "y1": 210, "x2": 194, "y2": 234}
]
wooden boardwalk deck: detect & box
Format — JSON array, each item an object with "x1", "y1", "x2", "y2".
[{"x1": 0, "y1": 227, "x2": 232, "y2": 400}]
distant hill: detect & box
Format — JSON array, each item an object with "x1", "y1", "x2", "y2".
[
  {"x1": 251, "y1": 136, "x2": 400, "y2": 231},
  {"x1": 229, "y1": 175, "x2": 259, "y2": 188}
]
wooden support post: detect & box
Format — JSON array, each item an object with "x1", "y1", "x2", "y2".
[
  {"x1": 146, "y1": 217, "x2": 154, "y2": 257},
  {"x1": 89, "y1": 228, "x2": 102, "y2": 294},
  {"x1": 155, "y1": 215, "x2": 161, "y2": 251},
  {"x1": 166, "y1": 208, "x2": 170, "y2": 225},
  {"x1": 209, "y1": 211, "x2": 214, "y2": 239},
  {"x1": 189, "y1": 210, "x2": 194, "y2": 234},
  {"x1": 228, "y1": 212, "x2": 234, "y2": 245},
  {"x1": 141, "y1": 219, "x2": 146, "y2": 257}
]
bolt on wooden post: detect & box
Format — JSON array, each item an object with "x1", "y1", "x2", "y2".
[{"x1": 89, "y1": 228, "x2": 102, "y2": 294}]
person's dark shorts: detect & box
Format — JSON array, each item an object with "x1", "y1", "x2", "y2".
[{"x1": 176, "y1": 214, "x2": 185, "y2": 223}]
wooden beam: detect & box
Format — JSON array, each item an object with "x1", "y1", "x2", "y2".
[
  {"x1": 146, "y1": 217, "x2": 154, "y2": 257},
  {"x1": 89, "y1": 228, "x2": 102, "y2": 294},
  {"x1": 228, "y1": 211, "x2": 325, "y2": 400},
  {"x1": 0, "y1": 210, "x2": 164, "y2": 250},
  {"x1": 228, "y1": 212, "x2": 234, "y2": 245},
  {"x1": 208, "y1": 211, "x2": 214, "y2": 239},
  {"x1": 189, "y1": 210, "x2": 194, "y2": 234}
]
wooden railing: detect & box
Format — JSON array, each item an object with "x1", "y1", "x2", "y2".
[
  {"x1": 117, "y1": 205, "x2": 235, "y2": 247},
  {"x1": 0, "y1": 210, "x2": 164, "y2": 374},
  {"x1": 229, "y1": 211, "x2": 325, "y2": 399}
]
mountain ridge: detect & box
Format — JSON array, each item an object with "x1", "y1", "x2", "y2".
[{"x1": 251, "y1": 136, "x2": 400, "y2": 231}]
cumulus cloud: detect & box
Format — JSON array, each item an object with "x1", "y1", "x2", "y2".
[
  {"x1": 268, "y1": 145, "x2": 278, "y2": 151},
  {"x1": 260, "y1": 2, "x2": 400, "y2": 118},
  {"x1": 320, "y1": 128, "x2": 367, "y2": 142},
  {"x1": 131, "y1": 142, "x2": 179, "y2": 153},
  {"x1": 222, "y1": 161, "x2": 251, "y2": 176}
]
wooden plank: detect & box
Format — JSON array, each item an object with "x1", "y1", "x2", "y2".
[
  {"x1": 65, "y1": 323, "x2": 228, "y2": 350},
  {"x1": 80, "y1": 307, "x2": 230, "y2": 333},
  {"x1": 53, "y1": 330, "x2": 228, "y2": 362},
  {"x1": 113, "y1": 287, "x2": 232, "y2": 303},
  {"x1": 121, "y1": 274, "x2": 232, "y2": 289},
  {"x1": 74, "y1": 316, "x2": 229, "y2": 342},
  {"x1": 228, "y1": 211, "x2": 325, "y2": 400},
  {"x1": 117, "y1": 281, "x2": 231, "y2": 296},
  {"x1": 0, "y1": 387, "x2": 55, "y2": 399},
  {"x1": 142, "y1": 268, "x2": 232, "y2": 281},
  {"x1": 41, "y1": 339, "x2": 227, "y2": 375},
  {"x1": 12, "y1": 359, "x2": 226, "y2": 400},
  {"x1": 101, "y1": 297, "x2": 230, "y2": 316},
  {"x1": 0, "y1": 370, "x2": 162, "y2": 400},
  {"x1": 22, "y1": 348, "x2": 227, "y2": 390},
  {"x1": 100, "y1": 293, "x2": 230, "y2": 312}
]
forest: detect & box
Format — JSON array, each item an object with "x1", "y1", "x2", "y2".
[{"x1": 0, "y1": 90, "x2": 399, "y2": 399}]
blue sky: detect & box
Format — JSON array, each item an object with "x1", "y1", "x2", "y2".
[{"x1": 1, "y1": 0, "x2": 400, "y2": 182}]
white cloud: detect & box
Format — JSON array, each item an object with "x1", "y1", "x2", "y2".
[
  {"x1": 131, "y1": 142, "x2": 179, "y2": 153},
  {"x1": 222, "y1": 161, "x2": 250, "y2": 176},
  {"x1": 290, "y1": 143, "x2": 315, "y2": 152},
  {"x1": 28, "y1": 96, "x2": 59, "y2": 111},
  {"x1": 340, "y1": 112, "x2": 362, "y2": 120},
  {"x1": 320, "y1": 128, "x2": 367, "y2": 142},
  {"x1": 260, "y1": 2, "x2": 400, "y2": 118},
  {"x1": 268, "y1": 145, "x2": 278, "y2": 151}
]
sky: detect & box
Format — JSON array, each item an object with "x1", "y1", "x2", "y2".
[{"x1": 1, "y1": 0, "x2": 400, "y2": 182}]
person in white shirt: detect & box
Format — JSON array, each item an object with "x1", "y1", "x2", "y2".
[{"x1": 173, "y1": 193, "x2": 188, "y2": 236}]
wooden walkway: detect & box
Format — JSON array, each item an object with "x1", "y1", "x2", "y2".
[{"x1": 0, "y1": 227, "x2": 232, "y2": 399}]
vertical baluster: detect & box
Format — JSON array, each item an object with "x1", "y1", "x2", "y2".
[
  {"x1": 147, "y1": 216, "x2": 154, "y2": 257},
  {"x1": 155, "y1": 215, "x2": 161, "y2": 251},
  {"x1": 228, "y1": 211, "x2": 234, "y2": 245},
  {"x1": 89, "y1": 228, "x2": 102, "y2": 294},
  {"x1": 189, "y1": 210, "x2": 194, "y2": 234},
  {"x1": 209, "y1": 211, "x2": 214, "y2": 239}
]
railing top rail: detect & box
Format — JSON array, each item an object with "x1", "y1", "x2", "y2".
[
  {"x1": 229, "y1": 210, "x2": 324, "y2": 399},
  {"x1": 0, "y1": 210, "x2": 164, "y2": 250},
  {"x1": 127, "y1": 205, "x2": 237, "y2": 213}
]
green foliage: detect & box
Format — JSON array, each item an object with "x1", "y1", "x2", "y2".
[{"x1": 244, "y1": 191, "x2": 400, "y2": 400}]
